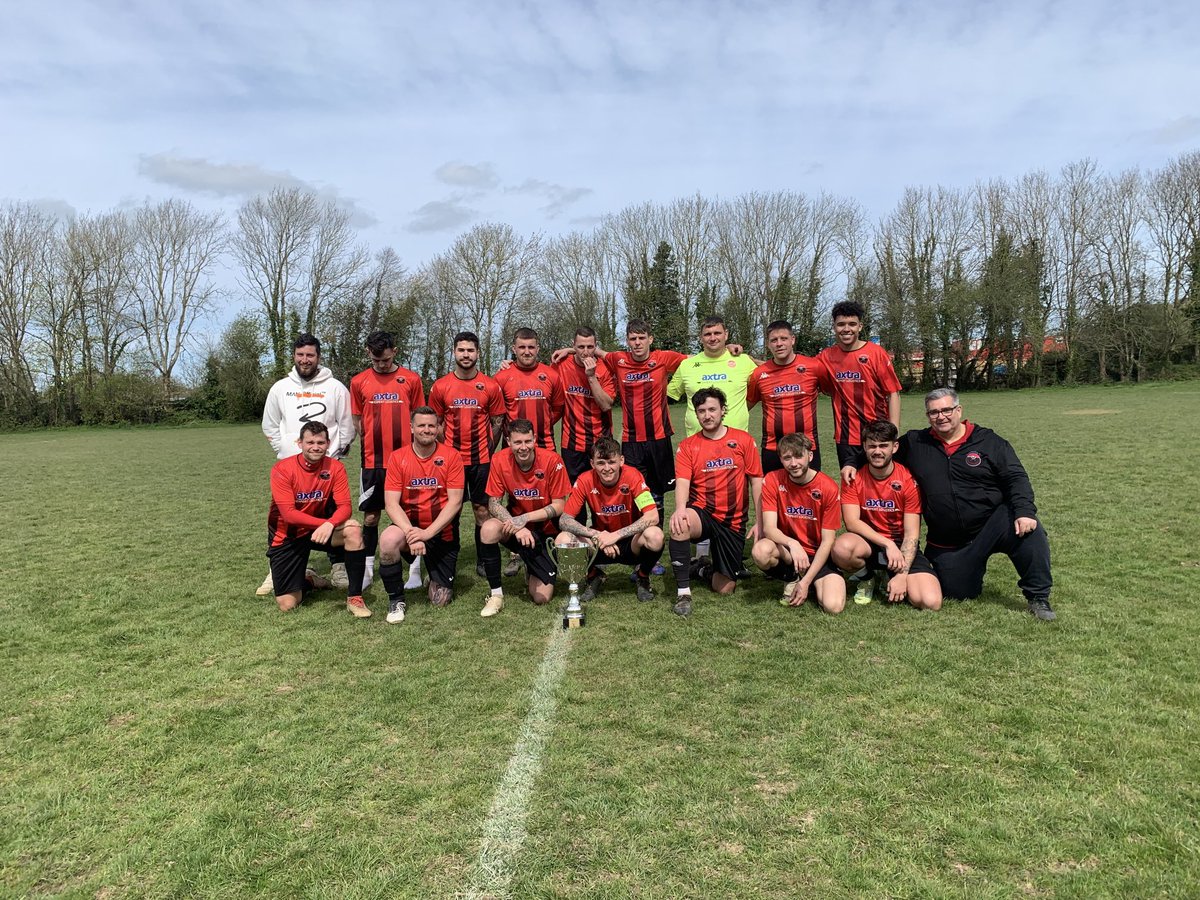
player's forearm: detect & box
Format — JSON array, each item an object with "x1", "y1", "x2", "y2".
[
  {"x1": 808, "y1": 532, "x2": 837, "y2": 572},
  {"x1": 615, "y1": 513, "x2": 654, "y2": 540},
  {"x1": 384, "y1": 494, "x2": 413, "y2": 531},
  {"x1": 888, "y1": 392, "x2": 901, "y2": 429},
  {"x1": 589, "y1": 378, "x2": 614, "y2": 411},
  {"x1": 488, "y1": 496, "x2": 513, "y2": 524},
  {"x1": 559, "y1": 513, "x2": 593, "y2": 540},
  {"x1": 845, "y1": 507, "x2": 891, "y2": 548}
]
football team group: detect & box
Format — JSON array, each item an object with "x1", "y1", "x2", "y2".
[{"x1": 259, "y1": 301, "x2": 1056, "y2": 624}]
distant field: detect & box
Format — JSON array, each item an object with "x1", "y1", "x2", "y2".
[{"x1": 2, "y1": 382, "x2": 1198, "y2": 898}]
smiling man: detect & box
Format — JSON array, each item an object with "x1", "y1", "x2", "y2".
[{"x1": 897, "y1": 388, "x2": 1055, "y2": 621}]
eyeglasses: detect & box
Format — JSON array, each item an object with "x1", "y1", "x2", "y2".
[{"x1": 925, "y1": 405, "x2": 959, "y2": 420}]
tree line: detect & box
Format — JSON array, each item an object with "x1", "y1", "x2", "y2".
[{"x1": 2, "y1": 153, "x2": 1197, "y2": 427}]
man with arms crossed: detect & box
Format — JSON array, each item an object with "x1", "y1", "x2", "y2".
[
  {"x1": 349, "y1": 330, "x2": 425, "y2": 590},
  {"x1": 477, "y1": 418, "x2": 571, "y2": 617},
  {"x1": 898, "y1": 388, "x2": 1055, "y2": 621},
  {"x1": 259, "y1": 333, "x2": 354, "y2": 595},
  {"x1": 377, "y1": 407, "x2": 466, "y2": 623},
  {"x1": 428, "y1": 331, "x2": 507, "y2": 578},
  {"x1": 751, "y1": 432, "x2": 845, "y2": 614},
  {"x1": 553, "y1": 327, "x2": 616, "y2": 482},
  {"x1": 667, "y1": 388, "x2": 764, "y2": 617},
  {"x1": 747, "y1": 320, "x2": 832, "y2": 474},
  {"x1": 267, "y1": 421, "x2": 369, "y2": 617},
  {"x1": 817, "y1": 301, "x2": 902, "y2": 484},
  {"x1": 832, "y1": 420, "x2": 942, "y2": 610},
  {"x1": 558, "y1": 436, "x2": 665, "y2": 604}
]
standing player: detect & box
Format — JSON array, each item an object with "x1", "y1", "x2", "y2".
[
  {"x1": 831, "y1": 420, "x2": 942, "y2": 610},
  {"x1": 751, "y1": 432, "x2": 845, "y2": 614},
  {"x1": 553, "y1": 327, "x2": 616, "y2": 482},
  {"x1": 266, "y1": 421, "x2": 369, "y2": 617},
  {"x1": 666, "y1": 315, "x2": 759, "y2": 435},
  {"x1": 259, "y1": 333, "x2": 354, "y2": 596},
  {"x1": 477, "y1": 418, "x2": 571, "y2": 616},
  {"x1": 377, "y1": 407, "x2": 465, "y2": 623},
  {"x1": 601, "y1": 319, "x2": 688, "y2": 512},
  {"x1": 667, "y1": 389, "x2": 764, "y2": 617},
  {"x1": 349, "y1": 330, "x2": 425, "y2": 590},
  {"x1": 428, "y1": 332, "x2": 506, "y2": 576},
  {"x1": 494, "y1": 328, "x2": 565, "y2": 450},
  {"x1": 747, "y1": 320, "x2": 831, "y2": 474},
  {"x1": 558, "y1": 436, "x2": 665, "y2": 603},
  {"x1": 817, "y1": 301, "x2": 902, "y2": 484}
]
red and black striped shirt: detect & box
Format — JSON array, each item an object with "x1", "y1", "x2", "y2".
[
  {"x1": 350, "y1": 365, "x2": 425, "y2": 469},
  {"x1": 554, "y1": 357, "x2": 615, "y2": 452},
  {"x1": 428, "y1": 372, "x2": 506, "y2": 466},
  {"x1": 603, "y1": 349, "x2": 686, "y2": 443},
  {"x1": 746, "y1": 354, "x2": 830, "y2": 452},
  {"x1": 818, "y1": 342, "x2": 902, "y2": 446},
  {"x1": 267, "y1": 454, "x2": 351, "y2": 547},
  {"x1": 674, "y1": 426, "x2": 763, "y2": 534},
  {"x1": 486, "y1": 446, "x2": 572, "y2": 537},
  {"x1": 383, "y1": 442, "x2": 465, "y2": 542},
  {"x1": 494, "y1": 363, "x2": 564, "y2": 450}
]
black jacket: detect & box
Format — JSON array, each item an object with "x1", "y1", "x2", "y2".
[{"x1": 897, "y1": 424, "x2": 1038, "y2": 548}]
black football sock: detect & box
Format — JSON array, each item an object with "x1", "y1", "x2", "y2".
[
  {"x1": 479, "y1": 541, "x2": 503, "y2": 590},
  {"x1": 344, "y1": 548, "x2": 367, "y2": 596},
  {"x1": 363, "y1": 524, "x2": 379, "y2": 558},
  {"x1": 637, "y1": 543, "x2": 664, "y2": 579},
  {"x1": 669, "y1": 538, "x2": 693, "y2": 590},
  {"x1": 380, "y1": 560, "x2": 406, "y2": 601}
]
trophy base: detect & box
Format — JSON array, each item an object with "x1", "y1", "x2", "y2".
[{"x1": 563, "y1": 612, "x2": 585, "y2": 629}]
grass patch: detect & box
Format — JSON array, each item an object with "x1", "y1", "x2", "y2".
[{"x1": 2, "y1": 383, "x2": 1198, "y2": 897}]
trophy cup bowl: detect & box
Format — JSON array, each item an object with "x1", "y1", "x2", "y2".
[{"x1": 547, "y1": 537, "x2": 600, "y2": 629}]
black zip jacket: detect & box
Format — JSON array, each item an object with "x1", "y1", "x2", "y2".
[{"x1": 897, "y1": 424, "x2": 1038, "y2": 548}]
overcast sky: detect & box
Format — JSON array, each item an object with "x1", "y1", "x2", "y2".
[{"x1": 4, "y1": 0, "x2": 1198, "y2": 284}]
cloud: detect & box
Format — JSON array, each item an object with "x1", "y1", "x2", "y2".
[
  {"x1": 1145, "y1": 115, "x2": 1200, "y2": 144},
  {"x1": 406, "y1": 199, "x2": 477, "y2": 233},
  {"x1": 507, "y1": 179, "x2": 592, "y2": 217},
  {"x1": 137, "y1": 152, "x2": 376, "y2": 227},
  {"x1": 435, "y1": 161, "x2": 500, "y2": 190}
]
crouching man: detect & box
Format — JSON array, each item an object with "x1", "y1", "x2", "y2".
[
  {"x1": 557, "y1": 436, "x2": 665, "y2": 603},
  {"x1": 478, "y1": 418, "x2": 571, "y2": 616},
  {"x1": 267, "y1": 421, "x2": 368, "y2": 616},
  {"x1": 751, "y1": 432, "x2": 845, "y2": 613},
  {"x1": 377, "y1": 407, "x2": 465, "y2": 623}
]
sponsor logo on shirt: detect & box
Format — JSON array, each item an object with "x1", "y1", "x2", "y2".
[
  {"x1": 625, "y1": 372, "x2": 652, "y2": 383},
  {"x1": 512, "y1": 488, "x2": 541, "y2": 499},
  {"x1": 704, "y1": 457, "x2": 735, "y2": 470},
  {"x1": 601, "y1": 503, "x2": 629, "y2": 515},
  {"x1": 372, "y1": 392, "x2": 400, "y2": 402},
  {"x1": 295, "y1": 490, "x2": 326, "y2": 501},
  {"x1": 451, "y1": 398, "x2": 480, "y2": 407},
  {"x1": 700, "y1": 373, "x2": 727, "y2": 382},
  {"x1": 835, "y1": 371, "x2": 862, "y2": 382},
  {"x1": 785, "y1": 505, "x2": 815, "y2": 518},
  {"x1": 772, "y1": 384, "x2": 804, "y2": 394},
  {"x1": 516, "y1": 389, "x2": 545, "y2": 399},
  {"x1": 409, "y1": 477, "x2": 440, "y2": 487},
  {"x1": 566, "y1": 384, "x2": 590, "y2": 395},
  {"x1": 864, "y1": 498, "x2": 897, "y2": 510}
]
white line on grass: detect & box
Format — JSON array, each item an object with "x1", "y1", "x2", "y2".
[{"x1": 461, "y1": 622, "x2": 573, "y2": 900}]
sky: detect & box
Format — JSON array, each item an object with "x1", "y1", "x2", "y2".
[{"x1": 3, "y1": 0, "x2": 1198, "y2": 293}]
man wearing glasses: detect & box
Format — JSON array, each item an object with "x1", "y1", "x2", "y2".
[{"x1": 897, "y1": 387, "x2": 1055, "y2": 621}]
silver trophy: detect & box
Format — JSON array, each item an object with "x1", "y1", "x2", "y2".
[{"x1": 547, "y1": 537, "x2": 600, "y2": 629}]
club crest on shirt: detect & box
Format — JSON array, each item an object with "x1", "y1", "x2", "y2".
[
  {"x1": 647, "y1": 360, "x2": 657, "y2": 368},
  {"x1": 318, "y1": 471, "x2": 331, "y2": 480},
  {"x1": 795, "y1": 365, "x2": 807, "y2": 374},
  {"x1": 619, "y1": 484, "x2": 630, "y2": 494},
  {"x1": 966, "y1": 452, "x2": 982, "y2": 467},
  {"x1": 726, "y1": 440, "x2": 738, "y2": 449},
  {"x1": 475, "y1": 382, "x2": 485, "y2": 391},
  {"x1": 537, "y1": 372, "x2": 547, "y2": 381},
  {"x1": 810, "y1": 488, "x2": 823, "y2": 501},
  {"x1": 534, "y1": 470, "x2": 545, "y2": 479},
  {"x1": 727, "y1": 360, "x2": 737, "y2": 368},
  {"x1": 396, "y1": 376, "x2": 406, "y2": 384},
  {"x1": 858, "y1": 354, "x2": 869, "y2": 363},
  {"x1": 891, "y1": 481, "x2": 902, "y2": 491},
  {"x1": 434, "y1": 457, "x2": 445, "y2": 467}
]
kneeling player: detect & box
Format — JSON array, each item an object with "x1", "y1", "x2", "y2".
[
  {"x1": 751, "y1": 432, "x2": 845, "y2": 613},
  {"x1": 832, "y1": 420, "x2": 942, "y2": 609},
  {"x1": 558, "y1": 436, "x2": 665, "y2": 603},
  {"x1": 267, "y1": 421, "x2": 369, "y2": 616},
  {"x1": 668, "y1": 388, "x2": 763, "y2": 617},
  {"x1": 378, "y1": 407, "x2": 465, "y2": 623},
  {"x1": 478, "y1": 418, "x2": 571, "y2": 616}
]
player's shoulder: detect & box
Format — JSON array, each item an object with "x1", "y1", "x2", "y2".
[{"x1": 811, "y1": 470, "x2": 840, "y2": 493}]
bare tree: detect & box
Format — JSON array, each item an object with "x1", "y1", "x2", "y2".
[
  {"x1": 0, "y1": 203, "x2": 57, "y2": 414},
  {"x1": 129, "y1": 199, "x2": 227, "y2": 398},
  {"x1": 537, "y1": 230, "x2": 620, "y2": 348},
  {"x1": 62, "y1": 211, "x2": 136, "y2": 383},
  {"x1": 1051, "y1": 159, "x2": 1102, "y2": 379},
  {"x1": 1145, "y1": 151, "x2": 1200, "y2": 308},
  {"x1": 434, "y1": 223, "x2": 541, "y2": 371}
]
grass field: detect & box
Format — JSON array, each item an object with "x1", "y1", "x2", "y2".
[{"x1": 2, "y1": 382, "x2": 1199, "y2": 898}]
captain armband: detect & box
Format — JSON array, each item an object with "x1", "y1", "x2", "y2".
[{"x1": 633, "y1": 490, "x2": 655, "y2": 511}]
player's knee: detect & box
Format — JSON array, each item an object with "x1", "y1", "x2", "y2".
[
  {"x1": 641, "y1": 527, "x2": 664, "y2": 552},
  {"x1": 830, "y1": 534, "x2": 862, "y2": 570},
  {"x1": 342, "y1": 521, "x2": 363, "y2": 551},
  {"x1": 480, "y1": 519, "x2": 504, "y2": 543},
  {"x1": 821, "y1": 595, "x2": 845, "y2": 614},
  {"x1": 472, "y1": 504, "x2": 489, "y2": 525},
  {"x1": 750, "y1": 540, "x2": 776, "y2": 569},
  {"x1": 363, "y1": 511, "x2": 381, "y2": 528}
]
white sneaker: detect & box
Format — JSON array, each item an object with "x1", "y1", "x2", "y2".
[
  {"x1": 481, "y1": 594, "x2": 504, "y2": 618},
  {"x1": 256, "y1": 570, "x2": 274, "y2": 596},
  {"x1": 329, "y1": 562, "x2": 349, "y2": 589},
  {"x1": 386, "y1": 598, "x2": 406, "y2": 624},
  {"x1": 363, "y1": 557, "x2": 375, "y2": 590},
  {"x1": 779, "y1": 579, "x2": 800, "y2": 606},
  {"x1": 404, "y1": 558, "x2": 423, "y2": 590},
  {"x1": 305, "y1": 568, "x2": 331, "y2": 589}
]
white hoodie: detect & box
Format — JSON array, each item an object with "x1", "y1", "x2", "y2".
[{"x1": 262, "y1": 365, "x2": 354, "y2": 460}]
